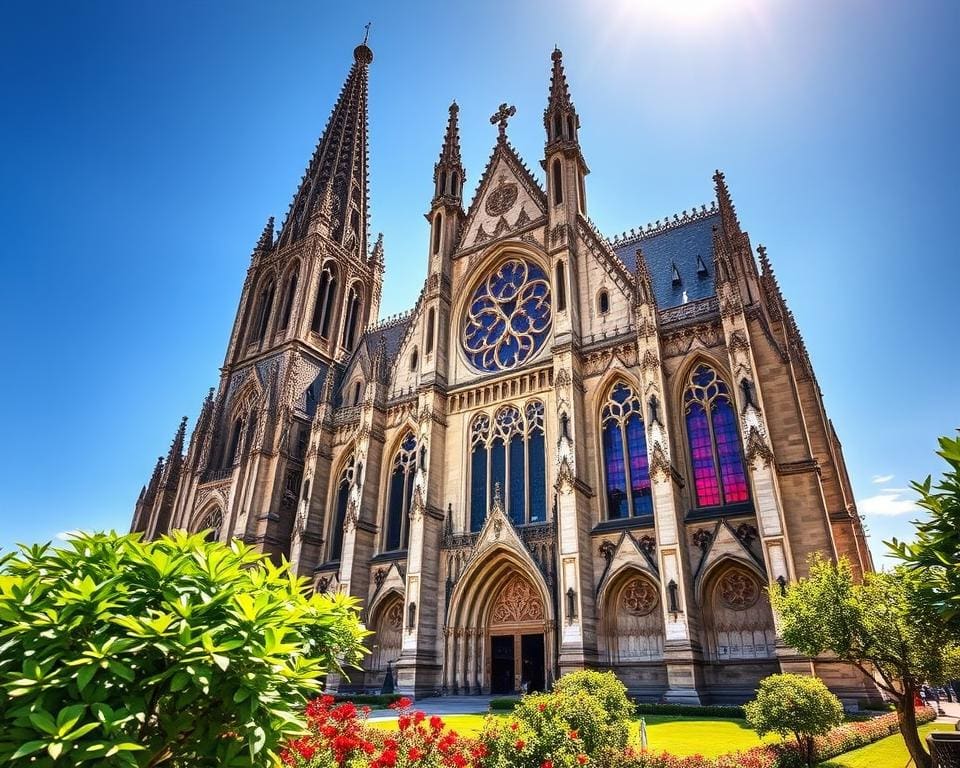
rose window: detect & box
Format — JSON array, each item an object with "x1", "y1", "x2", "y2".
[
  {"x1": 717, "y1": 568, "x2": 760, "y2": 611},
  {"x1": 462, "y1": 258, "x2": 552, "y2": 371}
]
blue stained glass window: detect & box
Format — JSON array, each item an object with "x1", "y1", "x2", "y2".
[
  {"x1": 509, "y1": 434, "x2": 525, "y2": 525},
  {"x1": 626, "y1": 413, "x2": 652, "y2": 516},
  {"x1": 470, "y1": 447, "x2": 487, "y2": 532},
  {"x1": 330, "y1": 479, "x2": 350, "y2": 561},
  {"x1": 528, "y1": 428, "x2": 546, "y2": 523},
  {"x1": 385, "y1": 467, "x2": 406, "y2": 551},
  {"x1": 712, "y1": 399, "x2": 749, "y2": 503},
  {"x1": 490, "y1": 438, "x2": 506, "y2": 506},
  {"x1": 603, "y1": 420, "x2": 628, "y2": 519},
  {"x1": 462, "y1": 258, "x2": 552, "y2": 371}
]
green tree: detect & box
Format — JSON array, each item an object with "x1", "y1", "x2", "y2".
[
  {"x1": 888, "y1": 432, "x2": 960, "y2": 630},
  {"x1": 550, "y1": 669, "x2": 635, "y2": 751},
  {"x1": 771, "y1": 556, "x2": 959, "y2": 768},
  {"x1": 0, "y1": 531, "x2": 368, "y2": 767},
  {"x1": 744, "y1": 673, "x2": 844, "y2": 767}
]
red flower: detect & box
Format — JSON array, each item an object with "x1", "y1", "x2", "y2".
[
  {"x1": 538, "y1": 702, "x2": 547, "y2": 712},
  {"x1": 510, "y1": 721, "x2": 519, "y2": 731},
  {"x1": 391, "y1": 696, "x2": 413, "y2": 710},
  {"x1": 577, "y1": 755, "x2": 588, "y2": 765},
  {"x1": 321, "y1": 694, "x2": 335, "y2": 706},
  {"x1": 471, "y1": 744, "x2": 488, "y2": 759},
  {"x1": 398, "y1": 715, "x2": 412, "y2": 731},
  {"x1": 408, "y1": 747, "x2": 425, "y2": 761},
  {"x1": 430, "y1": 715, "x2": 444, "y2": 731},
  {"x1": 569, "y1": 729, "x2": 579, "y2": 739},
  {"x1": 541, "y1": 761, "x2": 553, "y2": 768},
  {"x1": 413, "y1": 710, "x2": 426, "y2": 724},
  {"x1": 448, "y1": 754, "x2": 467, "y2": 768},
  {"x1": 515, "y1": 739, "x2": 526, "y2": 751},
  {"x1": 362, "y1": 740, "x2": 376, "y2": 755}
]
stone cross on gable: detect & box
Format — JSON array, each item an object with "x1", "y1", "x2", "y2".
[{"x1": 490, "y1": 103, "x2": 516, "y2": 139}]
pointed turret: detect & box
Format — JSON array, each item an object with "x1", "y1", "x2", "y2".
[
  {"x1": 433, "y1": 102, "x2": 466, "y2": 206},
  {"x1": 713, "y1": 170, "x2": 742, "y2": 241},
  {"x1": 278, "y1": 41, "x2": 373, "y2": 254},
  {"x1": 131, "y1": 455, "x2": 165, "y2": 533},
  {"x1": 187, "y1": 388, "x2": 216, "y2": 470},
  {"x1": 635, "y1": 248, "x2": 656, "y2": 308},
  {"x1": 544, "y1": 47, "x2": 580, "y2": 147},
  {"x1": 543, "y1": 48, "x2": 589, "y2": 215},
  {"x1": 370, "y1": 232, "x2": 385, "y2": 273},
  {"x1": 162, "y1": 416, "x2": 188, "y2": 490}
]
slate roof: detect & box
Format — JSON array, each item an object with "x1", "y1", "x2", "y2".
[
  {"x1": 613, "y1": 211, "x2": 720, "y2": 310},
  {"x1": 362, "y1": 316, "x2": 412, "y2": 366}
]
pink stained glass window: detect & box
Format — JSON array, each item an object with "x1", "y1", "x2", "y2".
[
  {"x1": 712, "y1": 399, "x2": 749, "y2": 503},
  {"x1": 686, "y1": 401, "x2": 721, "y2": 506}
]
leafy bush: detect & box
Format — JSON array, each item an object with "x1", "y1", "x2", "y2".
[
  {"x1": 744, "y1": 674, "x2": 844, "y2": 767},
  {"x1": 480, "y1": 701, "x2": 590, "y2": 768},
  {"x1": 488, "y1": 697, "x2": 520, "y2": 711},
  {"x1": 632, "y1": 704, "x2": 745, "y2": 719},
  {"x1": 551, "y1": 670, "x2": 634, "y2": 750},
  {"x1": 0, "y1": 531, "x2": 368, "y2": 767}
]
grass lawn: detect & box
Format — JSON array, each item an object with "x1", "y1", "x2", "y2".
[
  {"x1": 819, "y1": 722, "x2": 954, "y2": 768},
  {"x1": 370, "y1": 713, "x2": 780, "y2": 758}
]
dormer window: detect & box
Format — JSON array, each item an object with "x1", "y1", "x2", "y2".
[
  {"x1": 598, "y1": 289, "x2": 610, "y2": 316},
  {"x1": 671, "y1": 263, "x2": 682, "y2": 287},
  {"x1": 696, "y1": 254, "x2": 709, "y2": 278}
]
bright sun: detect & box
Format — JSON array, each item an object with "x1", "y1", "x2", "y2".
[{"x1": 613, "y1": 0, "x2": 759, "y2": 30}]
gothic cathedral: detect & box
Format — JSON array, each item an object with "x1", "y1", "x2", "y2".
[{"x1": 132, "y1": 41, "x2": 875, "y2": 704}]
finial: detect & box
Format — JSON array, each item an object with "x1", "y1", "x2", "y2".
[
  {"x1": 354, "y1": 24, "x2": 373, "y2": 65},
  {"x1": 552, "y1": 46, "x2": 562, "y2": 61},
  {"x1": 362, "y1": 22, "x2": 371, "y2": 45},
  {"x1": 490, "y1": 103, "x2": 516, "y2": 140}
]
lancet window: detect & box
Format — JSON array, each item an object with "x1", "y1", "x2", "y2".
[
  {"x1": 601, "y1": 381, "x2": 652, "y2": 520},
  {"x1": 329, "y1": 455, "x2": 355, "y2": 562},
  {"x1": 384, "y1": 432, "x2": 417, "y2": 552},
  {"x1": 468, "y1": 401, "x2": 546, "y2": 532},
  {"x1": 683, "y1": 364, "x2": 749, "y2": 508},
  {"x1": 311, "y1": 264, "x2": 338, "y2": 339}
]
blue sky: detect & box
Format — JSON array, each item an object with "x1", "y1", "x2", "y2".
[{"x1": 1, "y1": 0, "x2": 957, "y2": 565}]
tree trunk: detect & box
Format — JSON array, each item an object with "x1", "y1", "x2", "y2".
[{"x1": 898, "y1": 692, "x2": 931, "y2": 768}]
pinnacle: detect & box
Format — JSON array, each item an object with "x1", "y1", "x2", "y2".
[{"x1": 255, "y1": 216, "x2": 274, "y2": 252}]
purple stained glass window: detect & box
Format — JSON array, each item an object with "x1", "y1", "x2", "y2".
[
  {"x1": 683, "y1": 364, "x2": 749, "y2": 508},
  {"x1": 601, "y1": 381, "x2": 652, "y2": 520},
  {"x1": 626, "y1": 413, "x2": 652, "y2": 515},
  {"x1": 603, "y1": 420, "x2": 628, "y2": 519}
]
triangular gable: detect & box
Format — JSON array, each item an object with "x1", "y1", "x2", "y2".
[
  {"x1": 693, "y1": 519, "x2": 766, "y2": 585},
  {"x1": 368, "y1": 560, "x2": 406, "y2": 607},
  {"x1": 464, "y1": 493, "x2": 542, "y2": 579},
  {"x1": 596, "y1": 531, "x2": 659, "y2": 597},
  {"x1": 459, "y1": 140, "x2": 547, "y2": 252}
]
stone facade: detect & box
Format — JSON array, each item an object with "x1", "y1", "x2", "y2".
[{"x1": 132, "y1": 42, "x2": 875, "y2": 704}]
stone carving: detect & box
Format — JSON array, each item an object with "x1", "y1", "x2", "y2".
[
  {"x1": 735, "y1": 523, "x2": 758, "y2": 546},
  {"x1": 485, "y1": 175, "x2": 519, "y2": 216},
  {"x1": 637, "y1": 535, "x2": 656, "y2": 557},
  {"x1": 490, "y1": 574, "x2": 544, "y2": 625},
  {"x1": 717, "y1": 568, "x2": 760, "y2": 611},
  {"x1": 385, "y1": 600, "x2": 404, "y2": 631},
  {"x1": 621, "y1": 577, "x2": 659, "y2": 616},
  {"x1": 692, "y1": 528, "x2": 713, "y2": 552},
  {"x1": 374, "y1": 568, "x2": 387, "y2": 588},
  {"x1": 599, "y1": 540, "x2": 616, "y2": 563}
]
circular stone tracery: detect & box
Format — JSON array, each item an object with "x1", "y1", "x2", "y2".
[
  {"x1": 621, "y1": 577, "x2": 659, "y2": 616},
  {"x1": 717, "y1": 568, "x2": 760, "y2": 611},
  {"x1": 462, "y1": 258, "x2": 552, "y2": 371}
]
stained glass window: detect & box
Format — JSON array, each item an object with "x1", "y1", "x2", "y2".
[
  {"x1": 462, "y1": 258, "x2": 552, "y2": 372},
  {"x1": 601, "y1": 381, "x2": 652, "y2": 520},
  {"x1": 467, "y1": 401, "x2": 547, "y2": 529},
  {"x1": 683, "y1": 364, "x2": 750, "y2": 508},
  {"x1": 384, "y1": 432, "x2": 417, "y2": 551},
  {"x1": 329, "y1": 456, "x2": 355, "y2": 562}
]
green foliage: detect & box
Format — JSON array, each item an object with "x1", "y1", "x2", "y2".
[
  {"x1": 551, "y1": 670, "x2": 635, "y2": 750},
  {"x1": 488, "y1": 697, "x2": 520, "y2": 711},
  {"x1": 0, "y1": 531, "x2": 368, "y2": 767},
  {"x1": 480, "y1": 698, "x2": 593, "y2": 768},
  {"x1": 513, "y1": 691, "x2": 610, "y2": 755},
  {"x1": 770, "y1": 555, "x2": 959, "y2": 768},
  {"x1": 888, "y1": 433, "x2": 960, "y2": 630},
  {"x1": 631, "y1": 704, "x2": 745, "y2": 719},
  {"x1": 744, "y1": 674, "x2": 844, "y2": 767}
]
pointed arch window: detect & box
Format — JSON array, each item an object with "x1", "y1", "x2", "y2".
[
  {"x1": 342, "y1": 285, "x2": 362, "y2": 350},
  {"x1": 329, "y1": 456, "x2": 355, "y2": 562},
  {"x1": 224, "y1": 417, "x2": 243, "y2": 467},
  {"x1": 601, "y1": 381, "x2": 652, "y2": 520},
  {"x1": 426, "y1": 308, "x2": 435, "y2": 354},
  {"x1": 598, "y1": 289, "x2": 610, "y2": 315},
  {"x1": 683, "y1": 364, "x2": 749, "y2": 508},
  {"x1": 278, "y1": 268, "x2": 299, "y2": 331},
  {"x1": 311, "y1": 265, "x2": 338, "y2": 339},
  {"x1": 468, "y1": 401, "x2": 547, "y2": 532},
  {"x1": 385, "y1": 432, "x2": 417, "y2": 552},
  {"x1": 555, "y1": 260, "x2": 567, "y2": 312},
  {"x1": 432, "y1": 213, "x2": 443, "y2": 255},
  {"x1": 552, "y1": 159, "x2": 563, "y2": 205},
  {"x1": 254, "y1": 279, "x2": 276, "y2": 342}
]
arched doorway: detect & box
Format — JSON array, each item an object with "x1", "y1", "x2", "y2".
[
  {"x1": 444, "y1": 548, "x2": 555, "y2": 695},
  {"x1": 703, "y1": 563, "x2": 776, "y2": 661},
  {"x1": 488, "y1": 574, "x2": 547, "y2": 694},
  {"x1": 367, "y1": 594, "x2": 403, "y2": 688}
]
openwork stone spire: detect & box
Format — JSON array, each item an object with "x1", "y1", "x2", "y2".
[
  {"x1": 544, "y1": 47, "x2": 580, "y2": 146},
  {"x1": 713, "y1": 170, "x2": 742, "y2": 240},
  {"x1": 278, "y1": 42, "x2": 373, "y2": 253},
  {"x1": 433, "y1": 102, "x2": 465, "y2": 204}
]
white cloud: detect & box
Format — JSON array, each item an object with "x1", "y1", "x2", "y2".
[
  {"x1": 858, "y1": 488, "x2": 917, "y2": 518},
  {"x1": 54, "y1": 530, "x2": 82, "y2": 541},
  {"x1": 871, "y1": 473, "x2": 895, "y2": 484}
]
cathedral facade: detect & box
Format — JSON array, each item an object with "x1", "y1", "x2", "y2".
[{"x1": 132, "y1": 41, "x2": 875, "y2": 704}]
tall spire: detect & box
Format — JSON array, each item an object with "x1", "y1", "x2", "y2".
[
  {"x1": 544, "y1": 47, "x2": 580, "y2": 147},
  {"x1": 433, "y1": 102, "x2": 465, "y2": 205},
  {"x1": 161, "y1": 416, "x2": 188, "y2": 490},
  {"x1": 278, "y1": 40, "x2": 373, "y2": 254},
  {"x1": 713, "y1": 170, "x2": 742, "y2": 240}
]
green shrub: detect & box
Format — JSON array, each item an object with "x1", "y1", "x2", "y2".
[
  {"x1": 489, "y1": 696, "x2": 520, "y2": 711},
  {"x1": 552, "y1": 670, "x2": 634, "y2": 750},
  {"x1": 744, "y1": 673, "x2": 844, "y2": 767},
  {"x1": 481, "y1": 698, "x2": 593, "y2": 768},
  {"x1": 632, "y1": 703, "x2": 745, "y2": 719},
  {"x1": 513, "y1": 691, "x2": 610, "y2": 755},
  {"x1": 0, "y1": 531, "x2": 368, "y2": 767}
]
